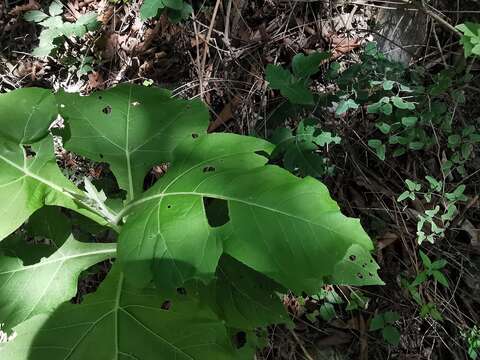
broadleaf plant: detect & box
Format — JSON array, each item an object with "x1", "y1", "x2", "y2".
[{"x1": 0, "y1": 84, "x2": 382, "y2": 357}]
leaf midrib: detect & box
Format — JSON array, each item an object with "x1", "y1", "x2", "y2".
[{"x1": 0, "y1": 246, "x2": 116, "y2": 275}]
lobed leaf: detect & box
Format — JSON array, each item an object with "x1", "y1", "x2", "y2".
[
  {"x1": 0, "y1": 89, "x2": 105, "y2": 241},
  {"x1": 117, "y1": 129, "x2": 381, "y2": 293},
  {"x1": 57, "y1": 85, "x2": 209, "y2": 201},
  {"x1": 1, "y1": 265, "x2": 245, "y2": 360},
  {"x1": 0, "y1": 236, "x2": 115, "y2": 331}
]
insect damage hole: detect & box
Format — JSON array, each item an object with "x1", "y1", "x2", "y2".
[
  {"x1": 203, "y1": 166, "x2": 216, "y2": 173},
  {"x1": 102, "y1": 105, "x2": 112, "y2": 115},
  {"x1": 23, "y1": 145, "x2": 36, "y2": 158},
  {"x1": 160, "y1": 300, "x2": 171, "y2": 310},
  {"x1": 233, "y1": 331, "x2": 247, "y2": 349},
  {"x1": 203, "y1": 197, "x2": 230, "y2": 227}
]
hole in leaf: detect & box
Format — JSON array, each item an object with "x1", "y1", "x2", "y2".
[
  {"x1": 357, "y1": 273, "x2": 364, "y2": 279},
  {"x1": 349, "y1": 255, "x2": 356, "y2": 261},
  {"x1": 102, "y1": 105, "x2": 112, "y2": 115},
  {"x1": 176, "y1": 287, "x2": 187, "y2": 295},
  {"x1": 167, "y1": 205, "x2": 172, "y2": 209},
  {"x1": 369, "y1": 272, "x2": 374, "y2": 277},
  {"x1": 143, "y1": 163, "x2": 169, "y2": 191},
  {"x1": 192, "y1": 133, "x2": 199, "y2": 138},
  {"x1": 233, "y1": 331, "x2": 247, "y2": 349},
  {"x1": 203, "y1": 197, "x2": 230, "y2": 227},
  {"x1": 161, "y1": 300, "x2": 171, "y2": 310},
  {"x1": 98, "y1": 96, "x2": 102, "y2": 100},
  {"x1": 203, "y1": 166, "x2": 216, "y2": 173},
  {"x1": 23, "y1": 145, "x2": 36, "y2": 158},
  {"x1": 362, "y1": 263, "x2": 367, "y2": 268},
  {"x1": 99, "y1": 154, "x2": 104, "y2": 159}
]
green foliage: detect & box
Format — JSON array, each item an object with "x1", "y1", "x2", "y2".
[
  {"x1": 345, "y1": 290, "x2": 369, "y2": 311},
  {"x1": 456, "y1": 22, "x2": 480, "y2": 58},
  {"x1": 140, "y1": 0, "x2": 192, "y2": 22},
  {"x1": 463, "y1": 325, "x2": 480, "y2": 359},
  {"x1": 266, "y1": 52, "x2": 330, "y2": 105},
  {"x1": 403, "y1": 251, "x2": 447, "y2": 321},
  {"x1": 369, "y1": 311, "x2": 401, "y2": 346},
  {"x1": 397, "y1": 177, "x2": 466, "y2": 244},
  {"x1": 2, "y1": 265, "x2": 242, "y2": 360},
  {"x1": 306, "y1": 287, "x2": 344, "y2": 322},
  {"x1": 327, "y1": 42, "x2": 480, "y2": 162},
  {"x1": 0, "y1": 84, "x2": 381, "y2": 357},
  {"x1": 411, "y1": 251, "x2": 449, "y2": 288},
  {"x1": 271, "y1": 119, "x2": 341, "y2": 177},
  {"x1": 24, "y1": 1, "x2": 99, "y2": 57}
]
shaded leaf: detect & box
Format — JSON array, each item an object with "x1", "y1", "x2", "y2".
[
  {"x1": 1, "y1": 265, "x2": 243, "y2": 360},
  {"x1": 0, "y1": 236, "x2": 115, "y2": 331},
  {"x1": 266, "y1": 64, "x2": 313, "y2": 105}
]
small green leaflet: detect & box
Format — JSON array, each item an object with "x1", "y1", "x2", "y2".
[
  {"x1": 271, "y1": 120, "x2": 340, "y2": 177},
  {"x1": 1, "y1": 265, "x2": 245, "y2": 360},
  {"x1": 140, "y1": 0, "x2": 192, "y2": 21},
  {"x1": 0, "y1": 236, "x2": 115, "y2": 331},
  {"x1": 336, "y1": 99, "x2": 359, "y2": 115},
  {"x1": 24, "y1": 7, "x2": 99, "y2": 57},
  {"x1": 456, "y1": 22, "x2": 480, "y2": 58}
]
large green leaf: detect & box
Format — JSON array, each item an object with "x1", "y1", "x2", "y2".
[
  {"x1": 118, "y1": 133, "x2": 274, "y2": 289},
  {"x1": 57, "y1": 84, "x2": 209, "y2": 200},
  {"x1": 0, "y1": 265, "x2": 246, "y2": 360},
  {"x1": 118, "y1": 132, "x2": 381, "y2": 294},
  {"x1": 0, "y1": 236, "x2": 115, "y2": 331},
  {"x1": 0, "y1": 89, "x2": 105, "y2": 241},
  {"x1": 200, "y1": 255, "x2": 290, "y2": 330}
]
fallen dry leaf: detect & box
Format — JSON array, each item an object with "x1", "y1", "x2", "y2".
[{"x1": 9, "y1": 0, "x2": 39, "y2": 16}]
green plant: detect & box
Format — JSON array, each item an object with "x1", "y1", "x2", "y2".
[
  {"x1": 327, "y1": 41, "x2": 480, "y2": 163},
  {"x1": 463, "y1": 325, "x2": 480, "y2": 359},
  {"x1": 412, "y1": 251, "x2": 449, "y2": 289},
  {"x1": 266, "y1": 51, "x2": 330, "y2": 105},
  {"x1": 369, "y1": 311, "x2": 401, "y2": 346},
  {"x1": 270, "y1": 119, "x2": 341, "y2": 177},
  {"x1": 24, "y1": 0, "x2": 99, "y2": 57},
  {"x1": 0, "y1": 85, "x2": 382, "y2": 358},
  {"x1": 305, "y1": 287, "x2": 343, "y2": 322},
  {"x1": 402, "y1": 251, "x2": 447, "y2": 321},
  {"x1": 140, "y1": 0, "x2": 192, "y2": 22},
  {"x1": 456, "y1": 22, "x2": 480, "y2": 58},
  {"x1": 345, "y1": 290, "x2": 370, "y2": 311},
  {"x1": 397, "y1": 177, "x2": 467, "y2": 244}
]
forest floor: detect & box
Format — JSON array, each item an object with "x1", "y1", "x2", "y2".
[{"x1": 1, "y1": 0, "x2": 480, "y2": 359}]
